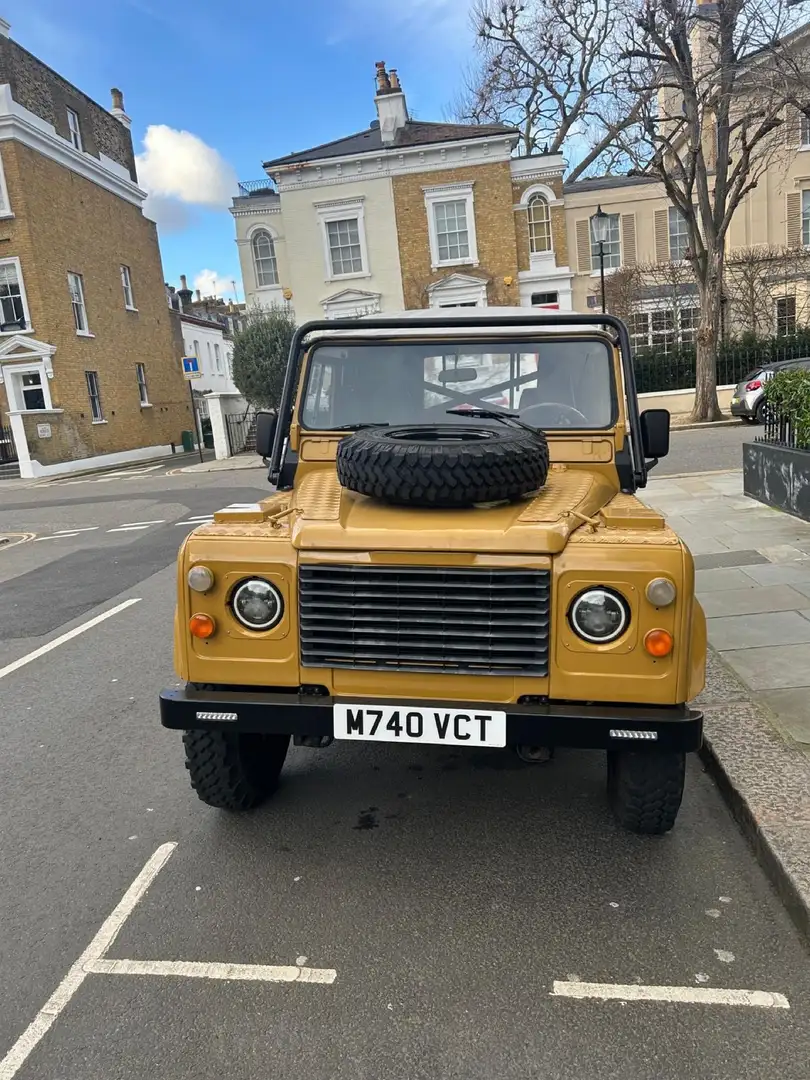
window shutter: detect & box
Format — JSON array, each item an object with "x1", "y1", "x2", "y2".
[
  {"x1": 576, "y1": 219, "x2": 591, "y2": 273},
  {"x1": 785, "y1": 105, "x2": 802, "y2": 147},
  {"x1": 621, "y1": 214, "x2": 637, "y2": 267},
  {"x1": 786, "y1": 191, "x2": 802, "y2": 247},
  {"x1": 654, "y1": 209, "x2": 670, "y2": 263}
]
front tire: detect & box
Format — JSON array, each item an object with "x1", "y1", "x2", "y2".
[
  {"x1": 182, "y1": 730, "x2": 290, "y2": 810},
  {"x1": 607, "y1": 750, "x2": 685, "y2": 834}
]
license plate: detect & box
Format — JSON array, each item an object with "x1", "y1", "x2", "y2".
[
  {"x1": 731, "y1": 396, "x2": 740, "y2": 405},
  {"x1": 333, "y1": 704, "x2": 507, "y2": 747}
]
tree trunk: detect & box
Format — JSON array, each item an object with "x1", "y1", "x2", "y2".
[{"x1": 691, "y1": 255, "x2": 724, "y2": 423}]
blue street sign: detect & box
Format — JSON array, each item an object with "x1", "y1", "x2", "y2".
[{"x1": 182, "y1": 355, "x2": 201, "y2": 379}]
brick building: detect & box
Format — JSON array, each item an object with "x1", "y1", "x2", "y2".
[
  {"x1": 230, "y1": 62, "x2": 572, "y2": 322},
  {"x1": 0, "y1": 19, "x2": 190, "y2": 479}
]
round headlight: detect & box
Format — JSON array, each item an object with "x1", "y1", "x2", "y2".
[
  {"x1": 232, "y1": 578, "x2": 283, "y2": 631},
  {"x1": 646, "y1": 577, "x2": 676, "y2": 607},
  {"x1": 188, "y1": 566, "x2": 214, "y2": 593},
  {"x1": 569, "y1": 588, "x2": 629, "y2": 644}
]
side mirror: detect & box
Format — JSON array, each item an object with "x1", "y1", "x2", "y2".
[
  {"x1": 640, "y1": 409, "x2": 670, "y2": 460},
  {"x1": 255, "y1": 411, "x2": 278, "y2": 459}
]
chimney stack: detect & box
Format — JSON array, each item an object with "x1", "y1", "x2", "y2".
[
  {"x1": 374, "y1": 61, "x2": 408, "y2": 145},
  {"x1": 196, "y1": 289, "x2": 202, "y2": 301},
  {"x1": 109, "y1": 87, "x2": 131, "y2": 130},
  {"x1": 0, "y1": 18, "x2": 10, "y2": 38},
  {"x1": 177, "y1": 275, "x2": 193, "y2": 312}
]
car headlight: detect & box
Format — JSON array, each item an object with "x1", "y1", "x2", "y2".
[
  {"x1": 569, "y1": 587, "x2": 629, "y2": 644},
  {"x1": 231, "y1": 578, "x2": 283, "y2": 631}
]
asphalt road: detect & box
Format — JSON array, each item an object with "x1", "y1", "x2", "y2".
[
  {"x1": 0, "y1": 462, "x2": 808, "y2": 1079},
  {"x1": 659, "y1": 421, "x2": 754, "y2": 476}
]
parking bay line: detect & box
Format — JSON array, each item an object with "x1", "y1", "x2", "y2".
[
  {"x1": 550, "y1": 981, "x2": 790, "y2": 1009},
  {"x1": 118, "y1": 520, "x2": 166, "y2": 527},
  {"x1": 107, "y1": 525, "x2": 152, "y2": 533},
  {"x1": 88, "y1": 958, "x2": 336, "y2": 984},
  {"x1": 0, "y1": 598, "x2": 141, "y2": 682},
  {"x1": 0, "y1": 842, "x2": 336, "y2": 1079},
  {"x1": 0, "y1": 843, "x2": 177, "y2": 1080}
]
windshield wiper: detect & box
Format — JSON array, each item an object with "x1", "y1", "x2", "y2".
[
  {"x1": 329, "y1": 422, "x2": 390, "y2": 431},
  {"x1": 446, "y1": 406, "x2": 541, "y2": 436}
]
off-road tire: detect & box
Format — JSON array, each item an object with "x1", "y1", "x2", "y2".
[
  {"x1": 182, "y1": 729, "x2": 290, "y2": 811},
  {"x1": 607, "y1": 750, "x2": 685, "y2": 835},
  {"x1": 336, "y1": 424, "x2": 550, "y2": 508}
]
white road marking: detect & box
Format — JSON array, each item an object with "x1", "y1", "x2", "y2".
[
  {"x1": 87, "y1": 958, "x2": 337, "y2": 984},
  {"x1": 0, "y1": 598, "x2": 142, "y2": 682},
  {"x1": 107, "y1": 525, "x2": 152, "y2": 533},
  {"x1": 33, "y1": 533, "x2": 80, "y2": 542},
  {"x1": 0, "y1": 843, "x2": 176, "y2": 1080},
  {"x1": 550, "y1": 981, "x2": 789, "y2": 1009},
  {"x1": 55, "y1": 527, "x2": 99, "y2": 534},
  {"x1": 118, "y1": 520, "x2": 166, "y2": 527},
  {"x1": 174, "y1": 517, "x2": 214, "y2": 526}
]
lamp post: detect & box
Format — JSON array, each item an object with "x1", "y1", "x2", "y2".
[{"x1": 591, "y1": 204, "x2": 610, "y2": 314}]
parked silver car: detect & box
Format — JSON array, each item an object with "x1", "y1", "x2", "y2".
[{"x1": 730, "y1": 357, "x2": 810, "y2": 423}]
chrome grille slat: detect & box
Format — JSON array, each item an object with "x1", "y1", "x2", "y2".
[{"x1": 299, "y1": 565, "x2": 550, "y2": 676}]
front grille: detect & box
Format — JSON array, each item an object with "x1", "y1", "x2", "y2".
[{"x1": 299, "y1": 565, "x2": 550, "y2": 676}]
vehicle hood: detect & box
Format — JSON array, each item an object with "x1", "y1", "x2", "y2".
[{"x1": 288, "y1": 466, "x2": 617, "y2": 554}]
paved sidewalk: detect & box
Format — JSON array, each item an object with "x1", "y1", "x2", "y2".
[
  {"x1": 176, "y1": 452, "x2": 266, "y2": 474},
  {"x1": 641, "y1": 470, "x2": 810, "y2": 939},
  {"x1": 642, "y1": 470, "x2": 810, "y2": 752}
]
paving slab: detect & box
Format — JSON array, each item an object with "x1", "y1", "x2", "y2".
[
  {"x1": 738, "y1": 562, "x2": 810, "y2": 587},
  {"x1": 722, "y1": 642, "x2": 810, "y2": 689},
  {"x1": 757, "y1": 688, "x2": 810, "y2": 747},
  {"x1": 700, "y1": 585, "x2": 810, "y2": 618},
  {"x1": 693, "y1": 550, "x2": 769, "y2": 570},
  {"x1": 707, "y1": 611, "x2": 810, "y2": 651},
  {"x1": 695, "y1": 567, "x2": 759, "y2": 593}
]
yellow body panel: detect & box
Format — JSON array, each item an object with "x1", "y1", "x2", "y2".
[{"x1": 173, "y1": 334, "x2": 706, "y2": 710}]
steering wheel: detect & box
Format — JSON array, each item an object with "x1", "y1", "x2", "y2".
[{"x1": 520, "y1": 401, "x2": 589, "y2": 428}]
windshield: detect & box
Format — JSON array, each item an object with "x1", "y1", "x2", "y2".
[{"x1": 300, "y1": 338, "x2": 617, "y2": 431}]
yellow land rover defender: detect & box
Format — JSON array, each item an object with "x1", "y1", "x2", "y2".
[{"x1": 160, "y1": 310, "x2": 706, "y2": 834}]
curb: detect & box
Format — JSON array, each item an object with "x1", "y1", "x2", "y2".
[
  {"x1": 696, "y1": 649, "x2": 810, "y2": 945},
  {"x1": 671, "y1": 419, "x2": 741, "y2": 432}
]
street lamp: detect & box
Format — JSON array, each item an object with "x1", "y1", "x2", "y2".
[{"x1": 591, "y1": 205, "x2": 610, "y2": 314}]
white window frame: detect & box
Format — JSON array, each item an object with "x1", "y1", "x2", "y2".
[
  {"x1": 85, "y1": 369, "x2": 104, "y2": 422},
  {"x1": 527, "y1": 194, "x2": 552, "y2": 254},
  {"x1": 214, "y1": 343, "x2": 223, "y2": 374},
  {"x1": 68, "y1": 272, "x2": 91, "y2": 336},
  {"x1": 801, "y1": 112, "x2": 810, "y2": 148},
  {"x1": 121, "y1": 265, "x2": 136, "y2": 310},
  {"x1": 206, "y1": 341, "x2": 213, "y2": 371},
  {"x1": 776, "y1": 295, "x2": 797, "y2": 336},
  {"x1": 423, "y1": 183, "x2": 478, "y2": 270},
  {"x1": 802, "y1": 190, "x2": 810, "y2": 247},
  {"x1": 668, "y1": 207, "x2": 690, "y2": 262},
  {"x1": 0, "y1": 150, "x2": 13, "y2": 219},
  {"x1": 589, "y1": 213, "x2": 621, "y2": 270},
  {"x1": 315, "y1": 198, "x2": 370, "y2": 282},
  {"x1": 4, "y1": 362, "x2": 54, "y2": 412},
  {"x1": 250, "y1": 229, "x2": 279, "y2": 288},
  {"x1": 67, "y1": 108, "x2": 83, "y2": 152},
  {"x1": 136, "y1": 362, "x2": 150, "y2": 406},
  {"x1": 0, "y1": 257, "x2": 32, "y2": 334}
]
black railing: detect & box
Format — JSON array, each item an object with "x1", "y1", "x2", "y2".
[
  {"x1": 0, "y1": 423, "x2": 18, "y2": 464},
  {"x1": 757, "y1": 406, "x2": 808, "y2": 451},
  {"x1": 225, "y1": 411, "x2": 257, "y2": 455},
  {"x1": 237, "y1": 179, "x2": 277, "y2": 197},
  {"x1": 633, "y1": 331, "x2": 810, "y2": 395}
]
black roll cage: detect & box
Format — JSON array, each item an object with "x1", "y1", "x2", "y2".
[{"x1": 268, "y1": 313, "x2": 648, "y2": 490}]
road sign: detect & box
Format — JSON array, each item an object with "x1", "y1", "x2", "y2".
[{"x1": 182, "y1": 356, "x2": 202, "y2": 380}]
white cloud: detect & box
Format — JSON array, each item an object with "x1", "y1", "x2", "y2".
[
  {"x1": 193, "y1": 270, "x2": 238, "y2": 300},
  {"x1": 136, "y1": 125, "x2": 237, "y2": 209}
]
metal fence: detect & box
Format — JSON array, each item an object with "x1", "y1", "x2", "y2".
[
  {"x1": 225, "y1": 410, "x2": 257, "y2": 456},
  {"x1": 633, "y1": 331, "x2": 810, "y2": 395},
  {"x1": 756, "y1": 407, "x2": 808, "y2": 452},
  {"x1": 0, "y1": 423, "x2": 18, "y2": 464}
]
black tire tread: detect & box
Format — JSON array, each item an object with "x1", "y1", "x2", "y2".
[
  {"x1": 336, "y1": 424, "x2": 549, "y2": 508},
  {"x1": 607, "y1": 750, "x2": 685, "y2": 835},
  {"x1": 182, "y1": 729, "x2": 289, "y2": 811}
]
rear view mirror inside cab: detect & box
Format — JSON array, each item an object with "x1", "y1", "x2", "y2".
[{"x1": 436, "y1": 367, "x2": 479, "y2": 383}]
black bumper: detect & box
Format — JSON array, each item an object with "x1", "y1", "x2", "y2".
[{"x1": 160, "y1": 688, "x2": 703, "y2": 752}]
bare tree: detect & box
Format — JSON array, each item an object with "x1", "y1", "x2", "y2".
[
  {"x1": 453, "y1": 0, "x2": 649, "y2": 178},
  {"x1": 621, "y1": 0, "x2": 810, "y2": 420}
]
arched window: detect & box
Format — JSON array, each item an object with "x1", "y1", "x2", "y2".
[
  {"x1": 528, "y1": 194, "x2": 552, "y2": 254},
  {"x1": 252, "y1": 230, "x2": 278, "y2": 287}
]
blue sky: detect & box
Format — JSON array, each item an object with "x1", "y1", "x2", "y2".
[{"x1": 14, "y1": 0, "x2": 478, "y2": 301}]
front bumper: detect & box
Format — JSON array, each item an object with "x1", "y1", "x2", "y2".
[{"x1": 160, "y1": 687, "x2": 703, "y2": 752}]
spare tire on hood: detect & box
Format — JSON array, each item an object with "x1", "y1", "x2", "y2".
[{"x1": 336, "y1": 423, "x2": 549, "y2": 508}]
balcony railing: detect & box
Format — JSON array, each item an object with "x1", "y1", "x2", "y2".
[{"x1": 237, "y1": 179, "x2": 277, "y2": 197}]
